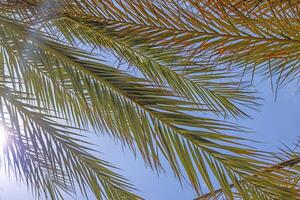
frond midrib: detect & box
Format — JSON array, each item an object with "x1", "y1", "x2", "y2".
[{"x1": 62, "y1": 11, "x2": 300, "y2": 45}]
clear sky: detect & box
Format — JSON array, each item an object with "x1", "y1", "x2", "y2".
[{"x1": 0, "y1": 80, "x2": 299, "y2": 200}]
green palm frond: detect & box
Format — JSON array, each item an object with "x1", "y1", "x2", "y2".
[
  {"x1": 0, "y1": 0, "x2": 259, "y2": 118},
  {"x1": 0, "y1": 85, "x2": 141, "y2": 200},
  {"x1": 0, "y1": 1, "x2": 299, "y2": 200},
  {"x1": 197, "y1": 142, "x2": 300, "y2": 200},
  {"x1": 34, "y1": 0, "x2": 300, "y2": 91},
  {"x1": 0, "y1": 16, "x2": 259, "y2": 197}
]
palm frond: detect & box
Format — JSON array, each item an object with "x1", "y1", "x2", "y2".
[
  {"x1": 196, "y1": 142, "x2": 300, "y2": 200},
  {"x1": 0, "y1": 0, "x2": 260, "y2": 118},
  {"x1": 0, "y1": 84, "x2": 141, "y2": 200},
  {"x1": 37, "y1": 0, "x2": 300, "y2": 91},
  {"x1": 0, "y1": 1, "x2": 299, "y2": 200}
]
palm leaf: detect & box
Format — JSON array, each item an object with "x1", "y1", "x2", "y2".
[
  {"x1": 0, "y1": 1, "x2": 299, "y2": 199},
  {"x1": 0, "y1": 84, "x2": 141, "y2": 200}
]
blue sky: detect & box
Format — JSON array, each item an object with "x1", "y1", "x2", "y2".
[{"x1": 0, "y1": 80, "x2": 299, "y2": 200}]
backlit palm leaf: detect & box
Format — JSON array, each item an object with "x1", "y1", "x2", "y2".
[{"x1": 0, "y1": 1, "x2": 299, "y2": 200}]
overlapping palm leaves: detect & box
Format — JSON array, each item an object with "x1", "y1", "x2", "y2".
[{"x1": 0, "y1": 0, "x2": 300, "y2": 199}]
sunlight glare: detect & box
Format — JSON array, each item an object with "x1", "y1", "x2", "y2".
[{"x1": 0, "y1": 124, "x2": 7, "y2": 154}]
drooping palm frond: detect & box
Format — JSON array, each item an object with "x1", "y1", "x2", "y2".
[
  {"x1": 0, "y1": 1, "x2": 299, "y2": 200},
  {"x1": 33, "y1": 0, "x2": 300, "y2": 92},
  {"x1": 0, "y1": 0, "x2": 260, "y2": 118},
  {"x1": 197, "y1": 142, "x2": 300, "y2": 200},
  {"x1": 0, "y1": 84, "x2": 141, "y2": 200},
  {"x1": 0, "y1": 15, "x2": 263, "y2": 199}
]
